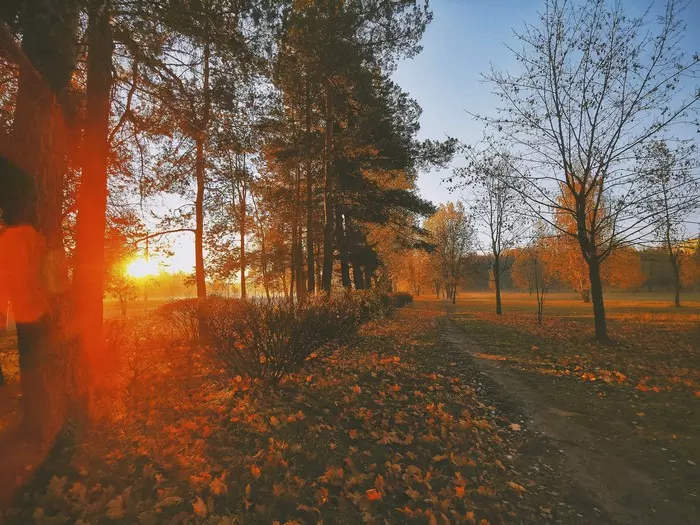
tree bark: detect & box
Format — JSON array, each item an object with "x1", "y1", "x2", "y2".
[
  {"x1": 588, "y1": 258, "x2": 608, "y2": 341},
  {"x1": 10, "y1": 0, "x2": 81, "y2": 437},
  {"x1": 670, "y1": 253, "x2": 681, "y2": 307},
  {"x1": 294, "y1": 166, "x2": 306, "y2": 303},
  {"x1": 305, "y1": 81, "x2": 315, "y2": 294},
  {"x1": 238, "y1": 176, "x2": 246, "y2": 299},
  {"x1": 336, "y1": 212, "x2": 351, "y2": 289},
  {"x1": 493, "y1": 257, "x2": 502, "y2": 315},
  {"x1": 321, "y1": 78, "x2": 334, "y2": 293},
  {"x1": 351, "y1": 259, "x2": 364, "y2": 290},
  {"x1": 194, "y1": 30, "x2": 211, "y2": 300},
  {"x1": 73, "y1": 0, "x2": 113, "y2": 416}
]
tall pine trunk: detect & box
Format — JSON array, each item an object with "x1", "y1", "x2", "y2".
[
  {"x1": 305, "y1": 82, "x2": 315, "y2": 294},
  {"x1": 237, "y1": 168, "x2": 247, "y2": 300},
  {"x1": 321, "y1": 79, "x2": 334, "y2": 293},
  {"x1": 194, "y1": 29, "x2": 211, "y2": 300},
  {"x1": 73, "y1": 0, "x2": 113, "y2": 417},
  {"x1": 336, "y1": 211, "x2": 351, "y2": 289},
  {"x1": 294, "y1": 166, "x2": 306, "y2": 302}
]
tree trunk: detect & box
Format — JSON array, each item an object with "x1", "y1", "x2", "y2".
[
  {"x1": 588, "y1": 258, "x2": 608, "y2": 341},
  {"x1": 321, "y1": 79, "x2": 334, "y2": 293},
  {"x1": 194, "y1": 31, "x2": 211, "y2": 300},
  {"x1": 73, "y1": 0, "x2": 113, "y2": 416},
  {"x1": 670, "y1": 253, "x2": 681, "y2": 307},
  {"x1": 351, "y1": 259, "x2": 364, "y2": 290},
  {"x1": 10, "y1": 0, "x2": 81, "y2": 437},
  {"x1": 305, "y1": 81, "x2": 315, "y2": 295},
  {"x1": 493, "y1": 257, "x2": 502, "y2": 315},
  {"x1": 336, "y1": 212, "x2": 351, "y2": 289},
  {"x1": 294, "y1": 166, "x2": 306, "y2": 303},
  {"x1": 239, "y1": 177, "x2": 246, "y2": 299}
]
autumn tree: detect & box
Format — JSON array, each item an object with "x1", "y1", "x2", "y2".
[
  {"x1": 638, "y1": 141, "x2": 700, "y2": 306},
  {"x1": 425, "y1": 202, "x2": 475, "y2": 304},
  {"x1": 480, "y1": 0, "x2": 700, "y2": 340}
]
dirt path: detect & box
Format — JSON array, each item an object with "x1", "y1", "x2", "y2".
[{"x1": 442, "y1": 306, "x2": 695, "y2": 525}]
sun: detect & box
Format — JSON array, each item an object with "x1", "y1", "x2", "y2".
[{"x1": 126, "y1": 257, "x2": 159, "y2": 278}]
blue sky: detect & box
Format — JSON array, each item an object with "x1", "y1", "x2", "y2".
[{"x1": 394, "y1": 0, "x2": 700, "y2": 206}]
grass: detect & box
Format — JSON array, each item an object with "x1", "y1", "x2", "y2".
[{"x1": 447, "y1": 290, "x2": 699, "y2": 510}]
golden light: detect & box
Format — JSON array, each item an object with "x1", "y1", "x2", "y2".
[{"x1": 126, "y1": 258, "x2": 159, "y2": 278}]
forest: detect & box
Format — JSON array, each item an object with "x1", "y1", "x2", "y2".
[{"x1": 0, "y1": 0, "x2": 699, "y2": 524}]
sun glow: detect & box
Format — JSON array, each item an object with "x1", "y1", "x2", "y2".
[{"x1": 126, "y1": 258, "x2": 160, "y2": 278}]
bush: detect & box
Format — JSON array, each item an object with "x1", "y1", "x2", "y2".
[
  {"x1": 391, "y1": 292, "x2": 413, "y2": 308},
  {"x1": 152, "y1": 290, "x2": 413, "y2": 384},
  {"x1": 211, "y1": 295, "x2": 362, "y2": 383},
  {"x1": 156, "y1": 296, "x2": 247, "y2": 345}
]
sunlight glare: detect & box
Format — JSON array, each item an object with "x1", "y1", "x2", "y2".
[{"x1": 126, "y1": 258, "x2": 159, "y2": 278}]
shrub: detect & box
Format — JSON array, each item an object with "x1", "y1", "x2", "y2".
[
  {"x1": 156, "y1": 296, "x2": 247, "y2": 345},
  {"x1": 211, "y1": 296, "x2": 362, "y2": 383},
  {"x1": 391, "y1": 292, "x2": 413, "y2": 308}
]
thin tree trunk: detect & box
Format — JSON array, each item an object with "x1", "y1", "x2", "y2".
[
  {"x1": 588, "y1": 258, "x2": 608, "y2": 341},
  {"x1": 294, "y1": 165, "x2": 306, "y2": 303},
  {"x1": 493, "y1": 257, "x2": 502, "y2": 315},
  {"x1": 305, "y1": 81, "x2": 315, "y2": 294},
  {"x1": 239, "y1": 176, "x2": 247, "y2": 299},
  {"x1": 321, "y1": 78, "x2": 334, "y2": 293},
  {"x1": 670, "y1": 252, "x2": 681, "y2": 307},
  {"x1": 351, "y1": 259, "x2": 364, "y2": 290},
  {"x1": 73, "y1": 0, "x2": 113, "y2": 417},
  {"x1": 336, "y1": 212, "x2": 351, "y2": 289},
  {"x1": 194, "y1": 30, "x2": 211, "y2": 300}
]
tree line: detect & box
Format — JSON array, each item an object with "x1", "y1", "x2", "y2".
[{"x1": 0, "y1": 0, "x2": 452, "y2": 430}]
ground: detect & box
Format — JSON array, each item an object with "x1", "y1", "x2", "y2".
[{"x1": 0, "y1": 291, "x2": 698, "y2": 524}]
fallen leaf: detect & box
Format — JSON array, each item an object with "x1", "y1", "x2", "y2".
[
  {"x1": 365, "y1": 488, "x2": 382, "y2": 501},
  {"x1": 193, "y1": 496, "x2": 208, "y2": 517}
]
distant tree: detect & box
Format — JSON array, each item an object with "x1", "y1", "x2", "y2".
[
  {"x1": 680, "y1": 237, "x2": 700, "y2": 292},
  {"x1": 480, "y1": 0, "x2": 700, "y2": 340},
  {"x1": 425, "y1": 202, "x2": 476, "y2": 304},
  {"x1": 518, "y1": 225, "x2": 557, "y2": 324},
  {"x1": 638, "y1": 141, "x2": 700, "y2": 306},
  {"x1": 456, "y1": 148, "x2": 527, "y2": 314}
]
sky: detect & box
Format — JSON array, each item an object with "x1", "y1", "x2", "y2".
[
  {"x1": 393, "y1": 0, "x2": 700, "y2": 207},
  {"x1": 155, "y1": 0, "x2": 700, "y2": 273}
]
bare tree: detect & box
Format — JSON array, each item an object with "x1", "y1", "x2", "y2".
[
  {"x1": 457, "y1": 148, "x2": 527, "y2": 314},
  {"x1": 638, "y1": 140, "x2": 699, "y2": 307},
  {"x1": 479, "y1": 0, "x2": 700, "y2": 340}
]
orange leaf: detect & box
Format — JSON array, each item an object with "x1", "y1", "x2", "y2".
[
  {"x1": 365, "y1": 488, "x2": 382, "y2": 501},
  {"x1": 192, "y1": 496, "x2": 207, "y2": 517}
]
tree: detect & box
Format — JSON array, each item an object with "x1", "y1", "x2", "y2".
[
  {"x1": 518, "y1": 225, "x2": 557, "y2": 324},
  {"x1": 2, "y1": 0, "x2": 81, "y2": 435},
  {"x1": 638, "y1": 141, "x2": 700, "y2": 306},
  {"x1": 73, "y1": 0, "x2": 114, "y2": 414},
  {"x1": 425, "y1": 202, "x2": 475, "y2": 304},
  {"x1": 480, "y1": 0, "x2": 700, "y2": 340},
  {"x1": 457, "y1": 148, "x2": 526, "y2": 314}
]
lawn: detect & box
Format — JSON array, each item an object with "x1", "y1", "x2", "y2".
[{"x1": 447, "y1": 290, "x2": 699, "y2": 518}]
